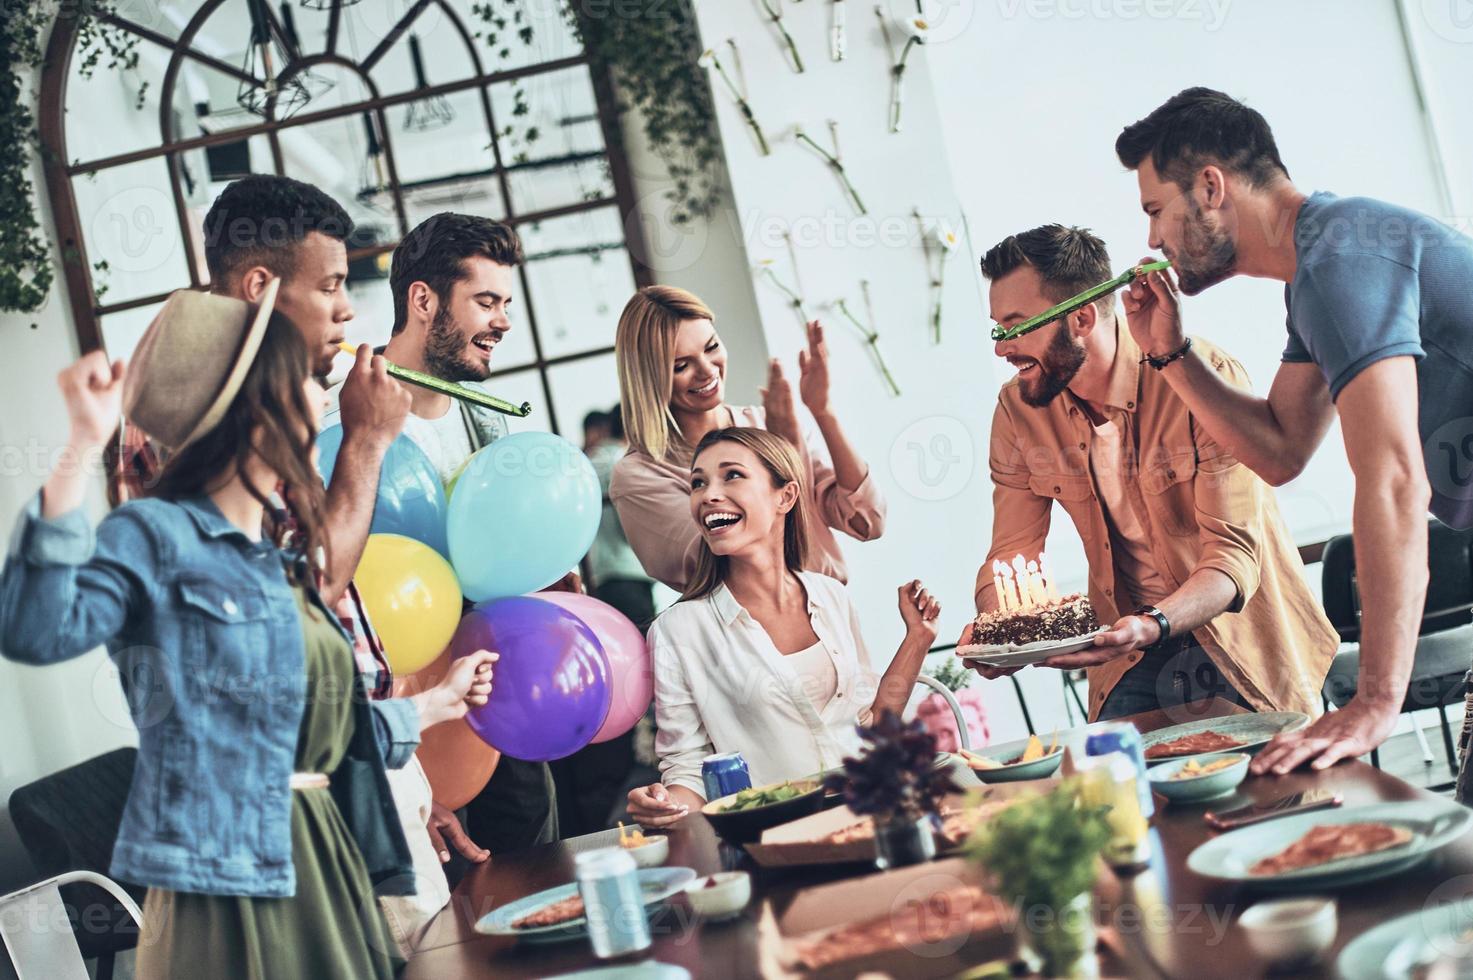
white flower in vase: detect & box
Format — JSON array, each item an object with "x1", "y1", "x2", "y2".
[
  {"x1": 916, "y1": 212, "x2": 960, "y2": 344},
  {"x1": 884, "y1": 10, "x2": 931, "y2": 133}
]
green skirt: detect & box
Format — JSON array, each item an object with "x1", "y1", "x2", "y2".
[
  {"x1": 134, "y1": 582, "x2": 402, "y2": 979},
  {"x1": 135, "y1": 788, "x2": 401, "y2": 979}
]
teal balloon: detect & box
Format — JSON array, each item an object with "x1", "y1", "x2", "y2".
[
  {"x1": 316, "y1": 425, "x2": 450, "y2": 558},
  {"x1": 447, "y1": 432, "x2": 601, "y2": 601}
]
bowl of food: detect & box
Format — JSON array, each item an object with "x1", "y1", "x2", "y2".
[
  {"x1": 616, "y1": 823, "x2": 669, "y2": 867},
  {"x1": 681, "y1": 871, "x2": 751, "y2": 921},
  {"x1": 701, "y1": 779, "x2": 825, "y2": 843},
  {"x1": 954, "y1": 734, "x2": 1063, "y2": 783},
  {"x1": 1238, "y1": 896, "x2": 1336, "y2": 967},
  {"x1": 1148, "y1": 753, "x2": 1249, "y2": 803}
]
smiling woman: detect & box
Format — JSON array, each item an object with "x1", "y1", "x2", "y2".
[
  {"x1": 624, "y1": 427, "x2": 941, "y2": 827},
  {"x1": 609, "y1": 285, "x2": 887, "y2": 593}
]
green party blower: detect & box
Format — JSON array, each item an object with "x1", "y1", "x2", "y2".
[
  {"x1": 337, "y1": 342, "x2": 533, "y2": 418},
  {"x1": 990, "y1": 259, "x2": 1172, "y2": 342}
]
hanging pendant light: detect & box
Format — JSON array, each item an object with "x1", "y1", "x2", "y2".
[
  {"x1": 278, "y1": 3, "x2": 335, "y2": 100},
  {"x1": 403, "y1": 34, "x2": 455, "y2": 132},
  {"x1": 237, "y1": 0, "x2": 312, "y2": 119}
]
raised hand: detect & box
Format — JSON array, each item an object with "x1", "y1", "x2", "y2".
[
  {"x1": 58, "y1": 351, "x2": 126, "y2": 451},
  {"x1": 1121, "y1": 256, "x2": 1185, "y2": 357},
  {"x1": 760, "y1": 357, "x2": 803, "y2": 450},
  {"x1": 898, "y1": 579, "x2": 941, "y2": 644},
  {"x1": 797, "y1": 320, "x2": 832, "y2": 418}
]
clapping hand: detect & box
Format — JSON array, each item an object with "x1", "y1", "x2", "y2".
[
  {"x1": 760, "y1": 358, "x2": 803, "y2": 450},
  {"x1": 797, "y1": 320, "x2": 832, "y2": 419}
]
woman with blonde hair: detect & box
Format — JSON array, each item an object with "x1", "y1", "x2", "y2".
[
  {"x1": 610, "y1": 286, "x2": 884, "y2": 592},
  {"x1": 625, "y1": 427, "x2": 938, "y2": 825}
]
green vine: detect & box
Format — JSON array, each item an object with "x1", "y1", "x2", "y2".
[
  {"x1": 1, "y1": 3, "x2": 146, "y2": 315},
  {"x1": 2, "y1": 1, "x2": 720, "y2": 315},
  {"x1": 471, "y1": 0, "x2": 721, "y2": 225},
  {"x1": 0, "y1": 6, "x2": 55, "y2": 313}
]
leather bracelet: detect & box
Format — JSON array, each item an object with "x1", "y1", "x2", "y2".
[{"x1": 1140, "y1": 337, "x2": 1192, "y2": 371}]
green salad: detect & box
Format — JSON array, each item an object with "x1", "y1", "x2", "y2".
[{"x1": 720, "y1": 781, "x2": 812, "y2": 812}]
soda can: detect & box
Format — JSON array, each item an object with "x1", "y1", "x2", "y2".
[
  {"x1": 574, "y1": 847, "x2": 651, "y2": 958},
  {"x1": 701, "y1": 752, "x2": 751, "y2": 802},
  {"x1": 1084, "y1": 721, "x2": 1154, "y2": 818},
  {"x1": 1075, "y1": 753, "x2": 1152, "y2": 868}
]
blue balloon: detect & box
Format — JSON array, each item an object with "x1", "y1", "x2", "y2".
[
  {"x1": 316, "y1": 425, "x2": 450, "y2": 558},
  {"x1": 447, "y1": 432, "x2": 602, "y2": 601}
]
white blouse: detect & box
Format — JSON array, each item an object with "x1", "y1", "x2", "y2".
[
  {"x1": 648, "y1": 570, "x2": 879, "y2": 798},
  {"x1": 787, "y1": 640, "x2": 838, "y2": 711}
]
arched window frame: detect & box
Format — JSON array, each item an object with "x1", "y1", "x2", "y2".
[{"x1": 37, "y1": 0, "x2": 651, "y2": 434}]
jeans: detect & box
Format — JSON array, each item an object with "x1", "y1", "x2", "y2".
[{"x1": 1097, "y1": 639, "x2": 1247, "y2": 721}]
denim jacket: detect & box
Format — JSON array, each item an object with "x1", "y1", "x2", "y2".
[{"x1": 0, "y1": 495, "x2": 418, "y2": 898}]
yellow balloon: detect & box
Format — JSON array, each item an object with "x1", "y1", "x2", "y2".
[{"x1": 355, "y1": 533, "x2": 462, "y2": 676}]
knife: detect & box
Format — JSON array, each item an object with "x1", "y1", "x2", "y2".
[{"x1": 1204, "y1": 790, "x2": 1343, "y2": 830}]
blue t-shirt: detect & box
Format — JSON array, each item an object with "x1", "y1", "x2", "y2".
[{"x1": 1284, "y1": 191, "x2": 1473, "y2": 528}]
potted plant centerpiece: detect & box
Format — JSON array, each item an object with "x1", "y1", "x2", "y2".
[
  {"x1": 824, "y1": 710, "x2": 959, "y2": 869},
  {"x1": 965, "y1": 780, "x2": 1112, "y2": 979}
]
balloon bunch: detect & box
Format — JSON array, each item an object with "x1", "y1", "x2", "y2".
[{"x1": 316, "y1": 428, "x2": 653, "y2": 795}]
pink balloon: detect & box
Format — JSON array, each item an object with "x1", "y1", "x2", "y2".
[{"x1": 536, "y1": 592, "x2": 652, "y2": 743}]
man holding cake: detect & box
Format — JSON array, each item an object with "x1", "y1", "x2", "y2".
[{"x1": 965, "y1": 224, "x2": 1337, "y2": 721}]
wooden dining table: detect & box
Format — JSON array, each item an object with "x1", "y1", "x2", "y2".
[{"x1": 403, "y1": 698, "x2": 1473, "y2": 978}]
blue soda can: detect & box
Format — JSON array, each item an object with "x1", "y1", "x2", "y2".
[
  {"x1": 574, "y1": 847, "x2": 651, "y2": 958},
  {"x1": 701, "y1": 752, "x2": 751, "y2": 801},
  {"x1": 1085, "y1": 721, "x2": 1155, "y2": 819}
]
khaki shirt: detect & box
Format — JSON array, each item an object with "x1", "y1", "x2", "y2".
[{"x1": 978, "y1": 324, "x2": 1338, "y2": 720}]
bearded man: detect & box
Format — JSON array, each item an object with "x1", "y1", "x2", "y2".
[{"x1": 963, "y1": 223, "x2": 1336, "y2": 722}]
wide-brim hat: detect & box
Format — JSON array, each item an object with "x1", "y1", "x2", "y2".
[{"x1": 122, "y1": 279, "x2": 280, "y2": 452}]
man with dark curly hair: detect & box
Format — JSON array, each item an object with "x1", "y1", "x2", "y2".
[
  {"x1": 1114, "y1": 87, "x2": 1473, "y2": 786},
  {"x1": 324, "y1": 212, "x2": 561, "y2": 861}
]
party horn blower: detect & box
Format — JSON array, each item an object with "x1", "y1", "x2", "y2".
[
  {"x1": 337, "y1": 342, "x2": 532, "y2": 417},
  {"x1": 990, "y1": 259, "x2": 1172, "y2": 342}
]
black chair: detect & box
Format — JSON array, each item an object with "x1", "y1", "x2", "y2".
[
  {"x1": 1320, "y1": 520, "x2": 1473, "y2": 780},
  {"x1": 8, "y1": 748, "x2": 142, "y2": 980}
]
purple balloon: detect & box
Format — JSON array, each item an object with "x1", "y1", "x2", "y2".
[{"x1": 451, "y1": 597, "x2": 611, "y2": 762}]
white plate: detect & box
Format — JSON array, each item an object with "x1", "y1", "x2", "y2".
[
  {"x1": 1185, "y1": 800, "x2": 1472, "y2": 889},
  {"x1": 474, "y1": 867, "x2": 697, "y2": 942},
  {"x1": 957, "y1": 631, "x2": 1104, "y2": 668}
]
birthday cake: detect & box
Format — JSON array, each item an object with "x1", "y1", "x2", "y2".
[
  {"x1": 968, "y1": 593, "x2": 1099, "y2": 648},
  {"x1": 968, "y1": 554, "x2": 1099, "y2": 648}
]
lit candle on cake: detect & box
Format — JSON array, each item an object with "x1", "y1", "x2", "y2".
[
  {"x1": 1026, "y1": 560, "x2": 1049, "y2": 607},
  {"x1": 1040, "y1": 552, "x2": 1060, "y2": 600},
  {"x1": 1011, "y1": 555, "x2": 1030, "y2": 608}
]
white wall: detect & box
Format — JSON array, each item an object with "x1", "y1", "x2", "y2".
[
  {"x1": 0, "y1": 128, "x2": 137, "y2": 895},
  {"x1": 681, "y1": 0, "x2": 1473, "y2": 742}
]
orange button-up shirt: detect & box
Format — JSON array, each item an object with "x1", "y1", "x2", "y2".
[{"x1": 978, "y1": 324, "x2": 1338, "y2": 720}]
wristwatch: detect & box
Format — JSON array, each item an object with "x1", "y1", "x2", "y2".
[{"x1": 1134, "y1": 605, "x2": 1171, "y2": 650}]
